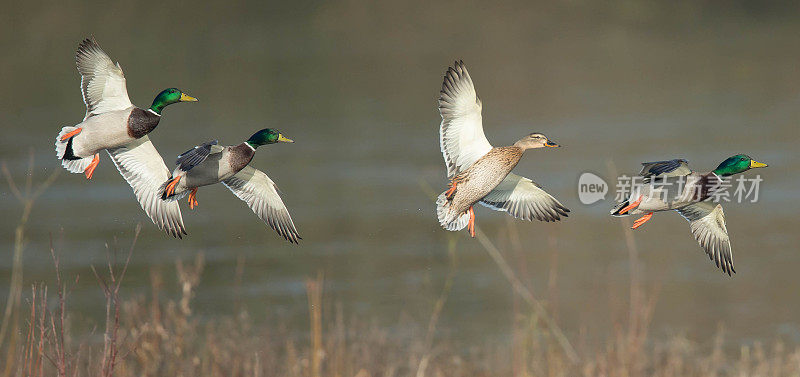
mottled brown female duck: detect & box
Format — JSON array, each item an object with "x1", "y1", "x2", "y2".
[
  {"x1": 54, "y1": 37, "x2": 198, "y2": 238},
  {"x1": 436, "y1": 61, "x2": 570, "y2": 237},
  {"x1": 160, "y1": 129, "x2": 301, "y2": 243}
]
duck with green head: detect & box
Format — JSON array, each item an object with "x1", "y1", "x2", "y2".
[
  {"x1": 54, "y1": 37, "x2": 198, "y2": 238},
  {"x1": 610, "y1": 154, "x2": 768, "y2": 275},
  {"x1": 160, "y1": 128, "x2": 301, "y2": 243}
]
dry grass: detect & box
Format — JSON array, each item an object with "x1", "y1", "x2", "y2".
[
  {"x1": 4, "y1": 230, "x2": 800, "y2": 377},
  {"x1": 3, "y1": 169, "x2": 800, "y2": 376}
]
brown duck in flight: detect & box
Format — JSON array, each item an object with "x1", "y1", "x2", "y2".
[{"x1": 435, "y1": 61, "x2": 570, "y2": 237}]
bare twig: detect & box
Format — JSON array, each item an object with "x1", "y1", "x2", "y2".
[
  {"x1": 474, "y1": 227, "x2": 580, "y2": 363},
  {"x1": 0, "y1": 155, "x2": 59, "y2": 376},
  {"x1": 420, "y1": 178, "x2": 579, "y2": 363},
  {"x1": 305, "y1": 272, "x2": 324, "y2": 377},
  {"x1": 49, "y1": 237, "x2": 69, "y2": 377},
  {"x1": 415, "y1": 235, "x2": 457, "y2": 377},
  {"x1": 92, "y1": 224, "x2": 140, "y2": 377}
]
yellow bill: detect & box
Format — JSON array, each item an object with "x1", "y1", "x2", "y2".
[
  {"x1": 749, "y1": 160, "x2": 768, "y2": 168},
  {"x1": 180, "y1": 93, "x2": 199, "y2": 102}
]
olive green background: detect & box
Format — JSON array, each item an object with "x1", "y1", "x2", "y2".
[{"x1": 1, "y1": 0, "x2": 798, "y2": 348}]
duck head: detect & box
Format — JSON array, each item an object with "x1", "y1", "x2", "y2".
[
  {"x1": 245, "y1": 128, "x2": 294, "y2": 149},
  {"x1": 513, "y1": 133, "x2": 560, "y2": 150},
  {"x1": 149, "y1": 88, "x2": 198, "y2": 114},
  {"x1": 712, "y1": 154, "x2": 768, "y2": 176}
]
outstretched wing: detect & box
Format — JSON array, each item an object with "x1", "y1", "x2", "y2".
[
  {"x1": 175, "y1": 140, "x2": 221, "y2": 172},
  {"x1": 639, "y1": 159, "x2": 691, "y2": 178},
  {"x1": 222, "y1": 166, "x2": 301, "y2": 243},
  {"x1": 479, "y1": 173, "x2": 570, "y2": 222},
  {"x1": 107, "y1": 136, "x2": 187, "y2": 238},
  {"x1": 75, "y1": 37, "x2": 132, "y2": 118},
  {"x1": 675, "y1": 202, "x2": 734, "y2": 276},
  {"x1": 438, "y1": 60, "x2": 492, "y2": 178}
]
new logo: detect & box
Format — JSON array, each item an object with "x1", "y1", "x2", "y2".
[{"x1": 578, "y1": 172, "x2": 608, "y2": 205}]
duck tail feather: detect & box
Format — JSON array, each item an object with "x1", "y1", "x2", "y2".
[
  {"x1": 610, "y1": 200, "x2": 629, "y2": 217},
  {"x1": 159, "y1": 175, "x2": 188, "y2": 201},
  {"x1": 55, "y1": 126, "x2": 92, "y2": 173},
  {"x1": 436, "y1": 192, "x2": 469, "y2": 231}
]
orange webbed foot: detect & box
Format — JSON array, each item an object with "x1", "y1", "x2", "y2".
[
  {"x1": 165, "y1": 175, "x2": 182, "y2": 197},
  {"x1": 467, "y1": 206, "x2": 476, "y2": 238},
  {"x1": 445, "y1": 186, "x2": 457, "y2": 200},
  {"x1": 631, "y1": 212, "x2": 654, "y2": 230},
  {"x1": 619, "y1": 195, "x2": 643, "y2": 215},
  {"x1": 84, "y1": 154, "x2": 99, "y2": 179},
  {"x1": 61, "y1": 127, "x2": 83, "y2": 141},
  {"x1": 445, "y1": 180, "x2": 459, "y2": 200},
  {"x1": 188, "y1": 188, "x2": 198, "y2": 209}
]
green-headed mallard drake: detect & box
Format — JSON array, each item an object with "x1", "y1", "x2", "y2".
[
  {"x1": 435, "y1": 61, "x2": 570, "y2": 237},
  {"x1": 159, "y1": 129, "x2": 301, "y2": 243},
  {"x1": 610, "y1": 155, "x2": 768, "y2": 275},
  {"x1": 54, "y1": 37, "x2": 198, "y2": 238}
]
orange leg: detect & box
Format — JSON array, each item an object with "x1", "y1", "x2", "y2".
[
  {"x1": 631, "y1": 212, "x2": 654, "y2": 230},
  {"x1": 61, "y1": 127, "x2": 83, "y2": 141},
  {"x1": 445, "y1": 177, "x2": 463, "y2": 200},
  {"x1": 165, "y1": 175, "x2": 182, "y2": 197},
  {"x1": 445, "y1": 185, "x2": 457, "y2": 199},
  {"x1": 467, "y1": 206, "x2": 476, "y2": 238},
  {"x1": 188, "y1": 188, "x2": 199, "y2": 209},
  {"x1": 618, "y1": 195, "x2": 643, "y2": 215},
  {"x1": 84, "y1": 154, "x2": 99, "y2": 179}
]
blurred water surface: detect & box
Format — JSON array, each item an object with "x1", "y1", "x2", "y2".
[{"x1": 1, "y1": 0, "x2": 799, "y2": 349}]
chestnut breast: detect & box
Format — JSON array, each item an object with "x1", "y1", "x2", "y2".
[{"x1": 126, "y1": 108, "x2": 161, "y2": 139}]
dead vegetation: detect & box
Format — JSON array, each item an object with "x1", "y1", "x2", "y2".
[{"x1": 2, "y1": 162, "x2": 800, "y2": 376}]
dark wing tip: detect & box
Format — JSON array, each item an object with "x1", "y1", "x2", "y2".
[
  {"x1": 551, "y1": 201, "x2": 570, "y2": 220},
  {"x1": 77, "y1": 36, "x2": 101, "y2": 56},
  {"x1": 167, "y1": 223, "x2": 187, "y2": 239},
  {"x1": 439, "y1": 60, "x2": 473, "y2": 108},
  {"x1": 283, "y1": 231, "x2": 301, "y2": 244}
]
